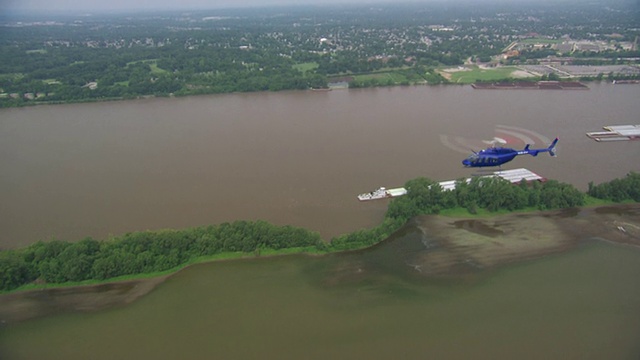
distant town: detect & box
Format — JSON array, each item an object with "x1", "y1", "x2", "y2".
[{"x1": 1, "y1": 1, "x2": 638, "y2": 106}]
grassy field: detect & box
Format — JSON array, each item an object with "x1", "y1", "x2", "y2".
[
  {"x1": 519, "y1": 38, "x2": 562, "y2": 44},
  {"x1": 149, "y1": 61, "x2": 168, "y2": 75},
  {"x1": 125, "y1": 59, "x2": 168, "y2": 75},
  {"x1": 293, "y1": 62, "x2": 319, "y2": 73},
  {"x1": 445, "y1": 66, "x2": 527, "y2": 84}
]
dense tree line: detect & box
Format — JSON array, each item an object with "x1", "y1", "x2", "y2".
[
  {"x1": 2, "y1": 173, "x2": 638, "y2": 291},
  {"x1": 0, "y1": 221, "x2": 321, "y2": 291},
  {"x1": 326, "y1": 218, "x2": 406, "y2": 252},
  {"x1": 587, "y1": 172, "x2": 640, "y2": 202},
  {"x1": 387, "y1": 176, "x2": 585, "y2": 220}
]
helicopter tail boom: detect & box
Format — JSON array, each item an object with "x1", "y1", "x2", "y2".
[
  {"x1": 517, "y1": 137, "x2": 558, "y2": 157},
  {"x1": 548, "y1": 137, "x2": 558, "y2": 157}
]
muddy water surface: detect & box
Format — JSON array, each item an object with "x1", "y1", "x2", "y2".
[
  {"x1": 1, "y1": 84, "x2": 640, "y2": 359},
  {"x1": 1, "y1": 84, "x2": 639, "y2": 248}
]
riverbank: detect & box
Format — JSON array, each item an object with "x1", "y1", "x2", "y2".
[
  {"x1": 2, "y1": 74, "x2": 633, "y2": 109},
  {"x1": 0, "y1": 247, "x2": 321, "y2": 324},
  {"x1": 0, "y1": 275, "x2": 169, "y2": 325},
  {"x1": 1, "y1": 203, "x2": 638, "y2": 325}
]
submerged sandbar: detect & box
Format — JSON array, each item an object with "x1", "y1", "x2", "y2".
[{"x1": 410, "y1": 204, "x2": 640, "y2": 276}]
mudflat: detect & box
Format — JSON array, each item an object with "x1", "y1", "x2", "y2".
[
  {"x1": 412, "y1": 204, "x2": 640, "y2": 276},
  {"x1": 0, "y1": 275, "x2": 169, "y2": 324},
  {"x1": 1, "y1": 204, "x2": 638, "y2": 325}
]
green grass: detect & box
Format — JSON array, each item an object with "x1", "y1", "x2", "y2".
[
  {"x1": 149, "y1": 62, "x2": 168, "y2": 75},
  {"x1": 126, "y1": 59, "x2": 168, "y2": 75},
  {"x1": 438, "y1": 206, "x2": 541, "y2": 218},
  {"x1": 447, "y1": 66, "x2": 524, "y2": 84},
  {"x1": 26, "y1": 49, "x2": 47, "y2": 54},
  {"x1": 293, "y1": 62, "x2": 319, "y2": 73},
  {"x1": 6, "y1": 267, "x2": 182, "y2": 293},
  {"x1": 519, "y1": 38, "x2": 562, "y2": 45},
  {"x1": 439, "y1": 197, "x2": 637, "y2": 218},
  {"x1": 583, "y1": 196, "x2": 635, "y2": 207}
]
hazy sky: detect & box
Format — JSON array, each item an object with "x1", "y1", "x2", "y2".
[
  {"x1": 1, "y1": 0, "x2": 627, "y2": 15},
  {"x1": 2, "y1": 0, "x2": 433, "y2": 13},
  {"x1": 1, "y1": 0, "x2": 581, "y2": 15}
]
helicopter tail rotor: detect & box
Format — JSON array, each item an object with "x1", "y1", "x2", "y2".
[{"x1": 548, "y1": 137, "x2": 559, "y2": 157}]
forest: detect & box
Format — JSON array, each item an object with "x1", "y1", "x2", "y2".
[
  {"x1": 1, "y1": 1, "x2": 639, "y2": 107},
  {"x1": 1, "y1": 172, "x2": 637, "y2": 292}
]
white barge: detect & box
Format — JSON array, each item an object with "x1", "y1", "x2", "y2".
[
  {"x1": 357, "y1": 168, "x2": 544, "y2": 201},
  {"x1": 586, "y1": 125, "x2": 640, "y2": 142},
  {"x1": 357, "y1": 187, "x2": 407, "y2": 201}
]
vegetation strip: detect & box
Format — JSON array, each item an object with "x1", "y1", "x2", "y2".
[{"x1": 1, "y1": 172, "x2": 638, "y2": 293}]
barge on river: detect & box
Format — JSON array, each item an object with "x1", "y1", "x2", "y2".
[
  {"x1": 357, "y1": 187, "x2": 407, "y2": 201},
  {"x1": 357, "y1": 168, "x2": 545, "y2": 201},
  {"x1": 586, "y1": 125, "x2": 640, "y2": 142},
  {"x1": 471, "y1": 81, "x2": 588, "y2": 90}
]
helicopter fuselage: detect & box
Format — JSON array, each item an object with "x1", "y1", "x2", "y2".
[{"x1": 462, "y1": 138, "x2": 558, "y2": 168}]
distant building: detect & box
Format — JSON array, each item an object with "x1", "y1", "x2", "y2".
[
  {"x1": 555, "y1": 43, "x2": 574, "y2": 54},
  {"x1": 428, "y1": 25, "x2": 454, "y2": 32},
  {"x1": 502, "y1": 50, "x2": 520, "y2": 59}
]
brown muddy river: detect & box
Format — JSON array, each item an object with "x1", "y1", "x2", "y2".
[
  {"x1": 2, "y1": 241, "x2": 640, "y2": 359},
  {"x1": 1, "y1": 84, "x2": 639, "y2": 248},
  {"x1": 1, "y1": 84, "x2": 640, "y2": 359}
]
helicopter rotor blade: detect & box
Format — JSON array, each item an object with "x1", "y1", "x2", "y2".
[{"x1": 483, "y1": 137, "x2": 507, "y2": 146}]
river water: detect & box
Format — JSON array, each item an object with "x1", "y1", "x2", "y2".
[
  {"x1": 1, "y1": 84, "x2": 640, "y2": 358},
  {"x1": 1, "y1": 83, "x2": 639, "y2": 248},
  {"x1": 2, "y1": 241, "x2": 640, "y2": 359}
]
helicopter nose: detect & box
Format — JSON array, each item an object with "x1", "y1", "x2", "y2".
[{"x1": 462, "y1": 159, "x2": 470, "y2": 167}]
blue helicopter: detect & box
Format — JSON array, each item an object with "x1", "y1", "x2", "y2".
[{"x1": 462, "y1": 137, "x2": 558, "y2": 168}]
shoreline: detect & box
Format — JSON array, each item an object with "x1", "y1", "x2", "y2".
[
  {"x1": 1, "y1": 203, "x2": 638, "y2": 325},
  {"x1": 0, "y1": 77, "x2": 621, "y2": 110},
  {"x1": 0, "y1": 275, "x2": 170, "y2": 325}
]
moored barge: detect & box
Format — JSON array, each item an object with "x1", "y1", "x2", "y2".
[{"x1": 586, "y1": 125, "x2": 640, "y2": 142}]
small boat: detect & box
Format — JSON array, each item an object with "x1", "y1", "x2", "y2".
[{"x1": 357, "y1": 187, "x2": 390, "y2": 201}]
